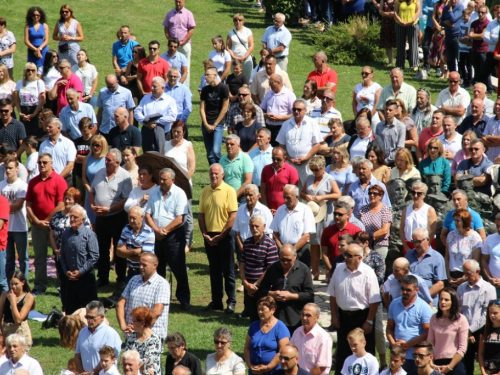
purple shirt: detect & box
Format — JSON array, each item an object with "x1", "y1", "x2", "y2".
[
  {"x1": 260, "y1": 87, "x2": 296, "y2": 126},
  {"x1": 162, "y1": 7, "x2": 196, "y2": 44}
]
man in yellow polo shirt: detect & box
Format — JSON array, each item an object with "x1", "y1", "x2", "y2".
[{"x1": 198, "y1": 163, "x2": 238, "y2": 314}]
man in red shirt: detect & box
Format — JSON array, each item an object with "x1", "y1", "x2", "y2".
[
  {"x1": 260, "y1": 147, "x2": 299, "y2": 214},
  {"x1": 26, "y1": 152, "x2": 67, "y2": 295},
  {"x1": 321, "y1": 200, "x2": 361, "y2": 279},
  {"x1": 137, "y1": 40, "x2": 170, "y2": 95},
  {"x1": 307, "y1": 51, "x2": 337, "y2": 96},
  {"x1": 416, "y1": 109, "x2": 445, "y2": 162},
  {"x1": 0, "y1": 194, "x2": 9, "y2": 292},
  {"x1": 48, "y1": 59, "x2": 83, "y2": 116}
]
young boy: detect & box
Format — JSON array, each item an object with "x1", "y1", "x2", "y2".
[
  {"x1": 341, "y1": 328, "x2": 379, "y2": 375},
  {"x1": 381, "y1": 345, "x2": 406, "y2": 375},
  {"x1": 99, "y1": 345, "x2": 120, "y2": 375},
  {"x1": 21, "y1": 136, "x2": 39, "y2": 182}
]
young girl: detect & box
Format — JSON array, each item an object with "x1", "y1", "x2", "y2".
[
  {"x1": 208, "y1": 35, "x2": 231, "y2": 82},
  {"x1": 479, "y1": 300, "x2": 500, "y2": 375},
  {"x1": 72, "y1": 49, "x2": 98, "y2": 108},
  {"x1": 122, "y1": 146, "x2": 139, "y2": 188},
  {"x1": 0, "y1": 271, "x2": 35, "y2": 350}
]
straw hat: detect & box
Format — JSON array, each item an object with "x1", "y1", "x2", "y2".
[{"x1": 307, "y1": 200, "x2": 327, "y2": 223}]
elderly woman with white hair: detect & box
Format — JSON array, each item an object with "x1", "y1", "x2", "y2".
[
  {"x1": 0, "y1": 334, "x2": 43, "y2": 374},
  {"x1": 300, "y1": 155, "x2": 341, "y2": 280},
  {"x1": 399, "y1": 181, "x2": 437, "y2": 254},
  {"x1": 205, "y1": 327, "x2": 245, "y2": 375}
]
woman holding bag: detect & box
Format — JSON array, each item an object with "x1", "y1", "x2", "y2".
[{"x1": 227, "y1": 14, "x2": 255, "y2": 81}]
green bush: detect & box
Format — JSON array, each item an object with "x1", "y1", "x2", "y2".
[
  {"x1": 310, "y1": 17, "x2": 386, "y2": 65},
  {"x1": 265, "y1": 0, "x2": 300, "y2": 24}
]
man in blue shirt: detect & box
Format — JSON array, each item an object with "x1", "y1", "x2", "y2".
[
  {"x1": 248, "y1": 128, "x2": 273, "y2": 187},
  {"x1": 112, "y1": 26, "x2": 139, "y2": 86},
  {"x1": 455, "y1": 139, "x2": 493, "y2": 195},
  {"x1": 59, "y1": 89, "x2": 97, "y2": 140},
  {"x1": 405, "y1": 228, "x2": 446, "y2": 306},
  {"x1": 441, "y1": 0, "x2": 464, "y2": 72},
  {"x1": 96, "y1": 75, "x2": 136, "y2": 142},
  {"x1": 386, "y1": 274, "x2": 433, "y2": 374},
  {"x1": 261, "y1": 13, "x2": 292, "y2": 72},
  {"x1": 164, "y1": 67, "x2": 192, "y2": 138},
  {"x1": 160, "y1": 39, "x2": 188, "y2": 85}
]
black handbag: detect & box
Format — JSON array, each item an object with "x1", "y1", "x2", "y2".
[
  {"x1": 58, "y1": 43, "x2": 69, "y2": 53},
  {"x1": 233, "y1": 29, "x2": 256, "y2": 68}
]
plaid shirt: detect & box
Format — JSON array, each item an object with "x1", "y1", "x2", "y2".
[
  {"x1": 227, "y1": 102, "x2": 265, "y2": 129},
  {"x1": 122, "y1": 273, "x2": 170, "y2": 339}
]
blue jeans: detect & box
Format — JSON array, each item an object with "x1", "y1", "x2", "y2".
[
  {"x1": 6, "y1": 231, "x2": 29, "y2": 280},
  {"x1": 0, "y1": 250, "x2": 7, "y2": 293},
  {"x1": 445, "y1": 36, "x2": 460, "y2": 72},
  {"x1": 319, "y1": 0, "x2": 333, "y2": 24},
  {"x1": 202, "y1": 123, "x2": 224, "y2": 166}
]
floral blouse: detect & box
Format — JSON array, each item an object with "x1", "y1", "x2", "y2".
[
  {"x1": 446, "y1": 230, "x2": 482, "y2": 272},
  {"x1": 125, "y1": 331, "x2": 162, "y2": 375},
  {"x1": 362, "y1": 250, "x2": 385, "y2": 285}
]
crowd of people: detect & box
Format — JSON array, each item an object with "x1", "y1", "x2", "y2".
[{"x1": 2, "y1": 0, "x2": 500, "y2": 375}]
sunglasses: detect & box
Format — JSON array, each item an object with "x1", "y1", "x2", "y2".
[
  {"x1": 292, "y1": 107, "x2": 305, "y2": 112},
  {"x1": 429, "y1": 146, "x2": 439, "y2": 151},
  {"x1": 213, "y1": 340, "x2": 228, "y2": 345},
  {"x1": 92, "y1": 144, "x2": 102, "y2": 148},
  {"x1": 61, "y1": 10, "x2": 70, "y2": 14},
  {"x1": 469, "y1": 147, "x2": 482, "y2": 151},
  {"x1": 411, "y1": 238, "x2": 427, "y2": 244},
  {"x1": 361, "y1": 71, "x2": 371, "y2": 76},
  {"x1": 84, "y1": 314, "x2": 98, "y2": 320},
  {"x1": 448, "y1": 80, "x2": 459, "y2": 84},
  {"x1": 368, "y1": 192, "x2": 380, "y2": 196},
  {"x1": 489, "y1": 299, "x2": 500, "y2": 305},
  {"x1": 401, "y1": 287, "x2": 414, "y2": 293},
  {"x1": 238, "y1": 93, "x2": 249, "y2": 97},
  {"x1": 411, "y1": 191, "x2": 424, "y2": 197},
  {"x1": 26, "y1": 69, "x2": 36, "y2": 73},
  {"x1": 334, "y1": 212, "x2": 346, "y2": 217},
  {"x1": 310, "y1": 168, "x2": 320, "y2": 172},
  {"x1": 0, "y1": 109, "x2": 9, "y2": 114},
  {"x1": 344, "y1": 252, "x2": 359, "y2": 259},
  {"x1": 167, "y1": 75, "x2": 179, "y2": 79},
  {"x1": 279, "y1": 356, "x2": 297, "y2": 361},
  {"x1": 412, "y1": 353, "x2": 430, "y2": 359},
  {"x1": 322, "y1": 97, "x2": 334, "y2": 101},
  {"x1": 149, "y1": 47, "x2": 158, "y2": 51},
  {"x1": 272, "y1": 157, "x2": 283, "y2": 162},
  {"x1": 37, "y1": 160, "x2": 50, "y2": 165},
  {"x1": 33, "y1": 14, "x2": 41, "y2": 17}
]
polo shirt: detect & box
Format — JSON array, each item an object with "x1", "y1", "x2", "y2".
[
  {"x1": 0, "y1": 354, "x2": 43, "y2": 375},
  {"x1": 437, "y1": 132, "x2": 462, "y2": 168},
  {"x1": 320, "y1": 222, "x2": 361, "y2": 260},
  {"x1": 162, "y1": 7, "x2": 196, "y2": 44},
  {"x1": 260, "y1": 87, "x2": 296, "y2": 126},
  {"x1": 164, "y1": 82, "x2": 193, "y2": 123},
  {"x1": 108, "y1": 125, "x2": 142, "y2": 151},
  {"x1": 383, "y1": 272, "x2": 433, "y2": 303},
  {"x1": 418, "y1": 126, "x2": 444, "y2": 157},
  {"x1": 26, "y1": 171, "x2": 67, "y2": 220},
  {"x1": 471, "y1": 18, "x2": 490, "y2": 52},
  {"x1": 90, "y1": 167, "x2": 133, "y2": 215},
  {"x1": 59, "y1": 102, "x2": 97, "y2": 139},
  {"x1": 0, "y1": 195, "x2": 9, "y2": 250},
  {"x1": 276, "y1": 116, "x2": 322, "y2": 158},
  {"x1": 457, "y1": 114, "x2": 490, "y2": 138},
  {"x1": 220, "y1": 151, "x2": 254, "y2": 192},
  {"x1": 39, "y1": 135, "x2": 77, "y2": 175},
  {"x1": 249, "y1": 146, "x2": 273, "y2": 186},
  {"x1": 75, "y1": 324, "x2": 122, "y2": 372},
  {"x1": 310, "y1": 107, "x2": 343, "y2": 137},
  {"x1": 443, "y1": 207, "x2": 483, "y2": 231},
  {"x1": 55, "y1": 73, "x2": 83, "y2": 116},
  {"x1": 199, "y1": 181, "x2": 238, "y2": 233},
  {"x1": 0, "y1": 118, "x2": 25, "y2": 151},
  {"x1": 347, "y1": 175, "x2": 392, "y2": 216},
  {"x1": 307, "y1": 67, "x2": 338, "y2": 94},
  {"x1": 483, "y1": 116, "x2": 500, "y2": 160},
  {"x1": 145, "y1": 184, "x2": 188, "y2": 228},
  {"x1": 241, "y1": 234, "x2": 279, "y2": 283},
  {"x1": 377, "y1": 82, "x2": 417, "y2": 114},
  {"x1": 435, "y1": 87, "x2": 471, "y2": 125},
  {"x1": 482, "y1": 233, "x2": 500, "y2": 278},
  {"x1": 112, "y1": 39, "x2": 139, "y2": 69},
  {"x1": 260, "y1": 162, "x2": 299, "y2": 211},
  {"x1": 456, "y1": 156, "x2": 493, "y2": 195},
  {"x1": 405, "y1": 248, "x2": 447, "y2": 304},
  {"x1": 290, "y1": 324, "x2": 333, "y2": 375},
  {"x1": 96, "y1": 86, "x2": 135, "y2": 134},
  {"x1": 117, "y1": 223, "x2": 155, "y2": 269},
  {"x1": 137, "y1": 57, "x2": 170, "y2": 93},
  {"x1": 233, "y1": 201, "x2": 273, "y2": 240},
  {"x1": 261, "y1": 25, "x2": 292, "y2": 57},
  {"x1": 250, "y1": 67, "x2": 293, "y2": 102},
  {"x1": 388, "y1": 296, "x2": 433, "y2": 359},
  {"x1": 160, "y1": 51, "x2": 188, "y2": 71},
  {"x1": 269, "y1": 202, "x2": 316, "y2": 244}
]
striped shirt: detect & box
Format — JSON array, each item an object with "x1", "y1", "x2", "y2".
[
  {"x1": 241, "y1": 234, "x2": 279, "y2": 283},
  {"x1": 117, "y1": 223, "x2": 155, "y2": 269}
]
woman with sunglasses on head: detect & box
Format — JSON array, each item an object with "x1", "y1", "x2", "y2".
[
  {"x1": 205, "y1": 327, "x2": 245, "y2": 375},
  {"x1": 24, "y1": 7, "x2": 49, "y2": 69},
  {"x1": 479, "y1": 299, "x2": 500, "y2": 375},
  {"x1": 411, "y1": 88, "x2": 437, "y2": 136},
  {"x1": 72, "y1": 49, "x2": 98, "y2": 108},
  {"x1": 352, "y1": 66, "x2": 382, "y2": 125},
  {"x1": 52, "y1": 4, "x2": 84, "y2": 68},
  {"x1": 427, "y1": 287, "x2": 469, "y2": 375},
  {"x1": 400, "y1": 181, "x2": 436, "y2": 253},
  {"x1": 227, "y1": 14, "x2": 254, "y2": 81},
  {"x1": 13, "y1": 62, "x2": 45, "y2": 137},
  {"x1": 40, "y1": 50, "x2": 61, "y2": 113},
  {"x1": 418, "y1": 138, "x2": 451, "y2": 193}
]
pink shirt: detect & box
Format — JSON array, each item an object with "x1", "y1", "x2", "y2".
[
  {"x1": 56, "y1": 73, "x2": 83, "y2": 116},
  {"x1": 162, "y1": 7, "x2": 196, "y2": 44},
  {"x1": 427, "y1": 314, "x2": 469, "y2": 359},
  {"x1": 290, "y1": 324, "x2": 333, "y2": 375},
  {"x1": 418, "y1": 127, "x2": 443, "y2": 158}
]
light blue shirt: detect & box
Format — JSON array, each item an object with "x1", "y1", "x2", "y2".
[
  {"x1": 347, "y1": 175, "x2": 392, "y2": 216},
  {"x1": 160, "y1": 51, "x2": 188, "y2": 70},
  {"x1": 39, "y1": 135, "x2": 77, "y2": 175},
  {"x1": 134, "y1": 93, "x2": 178, "y2": 133},
  {"x1": 112, "y1": 39, "x2": 139, "y2": 69},
  {"x1": 75, "y1": 323, "x2": 122, "y2": 372},
  {"x1": 145, "y1": 184, "x2": 188, "y2": 228},
  {"x1": 483, "y1": 19, "x2": 500, "y2": 52},
  {"x1": 96, "y1": 86, "x2": 135, "y2": 134},
  {"x1": 248, "y1": 145, "x2": 273, "y2": 186},
  {"x1": 388, "y1": 296, "x2": 433, "y2": 359},
  {"x1": 443, "y1": 207, "x2": 484, "y2": 231},
  {"x1": 261, "y1": 25, "x2": 292, "y2": 57},
  {"x1": 383, "y1": 272, "x2": 433, "y2": 304},
  {"x1": 164, "y1": 82, "x2": 192, "y2": 123},
  {"x1": 59, "y1": 102, "x2": 97, "y2": 140}
]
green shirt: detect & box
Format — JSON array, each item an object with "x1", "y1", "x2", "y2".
[{"x1": 220, "y1": 151, "x2": 254, "y2": 192}]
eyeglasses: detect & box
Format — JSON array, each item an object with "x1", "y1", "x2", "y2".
[
  {"x1": 61, "y1": 10, "x2": 70, "y2": 14},
  {"x1": 272, "y1": 157, "x2": 283, "y2": 162},
  {"x1": 292, "y1": 107, "x2": 305, "y2": 112},
  {"x1": 361, "y1": 71, "x2": 371, "y2": 76},
  {"x1": 310, "y1": 168, "x2": 320, "y2": 172},
  {"x1": 58, "y1": 66, "x2": 69, "y2": 71},
  {"x1": 429, "y1": 146, "x2": 439, "y2": 151},
  {"x1": 0, "y1": 109, "x2": 9, "y2": 114},
  {"x1": 322, "y1": 96, "x2": 334, "y2": 101},
  {"x1": 478, "y1": 11, "x2": 487, "y2": 14},
  {"x1": 92, "y1": 144, "x2": 102, "y2": 148},
  {"x1": 301, "y1": 313, "x2": 314, "y2": 318},
  {"x1": 469, "y1": 147, "x2": 482, "y2": 151},
  {"x1": 26, "y1": 69, "x2": 36, "y2": 73},
  {"x1": 84, "y1": 314, "x2": 98, "y2": 320},
  {"x1": 344, "y1": 252, "x2": 359, "y2": 259},
  {"x1": 279, "y1": 356, "x2": 297, "y2": 361},
  {"x1": 213, "y1": 340, "x2": 228, "y2": 345},
  {"x1": 411, "y1": 191, "x2": 424, "y2": 197},
  {"x1": 33, "y1": 14, "x2": 41, "y2": 17},
  {"x1": 368, "y1": 192, "x2": 380, "y2": 196},
  {"x1": 412, "y1": 353, "x2": 431, "y2": 359},
  {"x1": 238, "y1": 93, "x2": 249, "y2": 97},
  {"x1": 411, "y1": 238, "x2": 427, "y2": 244},
  {"x1": 334, "y1": 212, "x2": 346, "y2": 217},
  {"x1": 448, "y1": 80, "x2": 459, "y2": 84},
  {"x1": 37, "y1": 160, "x2": 50, "y2": 165}
]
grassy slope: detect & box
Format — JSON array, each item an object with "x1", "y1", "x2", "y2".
[{"x1": 4, "y1": 0, "x2": 469, "y2": 374}]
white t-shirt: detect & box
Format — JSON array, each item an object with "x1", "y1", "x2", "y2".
[
  {"x1": 124, "y1": 184, "x2": 158, "y2": 212},
  {"x1": 99, "y1": 365, "x2": 121, "y2": 375},
  {"x1": 15, "y1": 79, "x2": 45, "y2": 106},
  {"x1": 72, "y1": 63, "x2": 98, "y2": 96},
  {"x1": 349, "y1": 134, "x2": 372, "y2": 160},
  {"x1": 205, "y1": 352, "x2": 245, "y2": 375},
  {"x1": 39, "y1": 66, "x2": 62, "y2": 90},
  {"x1": 0, "y1": 178, "x2": 28, "y2": 232},
  {"x1": 341, "y1": 352, "x2": 379, "y2": 375},
  {"x1": 482, "y1": 233, "x2": 500, "y2": 278},
  {"x1": 228, "y1": 27, "x2": 253, "y2": 59},
  {"x1": 354, "y1": 82, "x2": 382, "y2": 113},
  {"x1": 208, "y1": 49, "x2": 232, "y2": 73},
  {"x1": 25, "y1": 152, "x2": 39, "y2": 182}
]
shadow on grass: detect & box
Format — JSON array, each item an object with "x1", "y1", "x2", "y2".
[
  {"x1": 185, "y1": 262, "x2": 210, "y2": 275},
  {"x1": 33, "y1": 336, "x2": 61, "y2": 347}
]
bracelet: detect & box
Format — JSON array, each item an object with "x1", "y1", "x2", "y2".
[{"x1": 447, "y1": 365, "x2": 453, "y2": 371}]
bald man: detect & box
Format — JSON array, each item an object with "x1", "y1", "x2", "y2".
[
  {"x1": 96, "y1": 75, "x2": 135, "y2": 141},
  {"x1": 108, "y1": 107, "x2": 142, "y2": 155},
  {"x1": 382, "y1": 257, "x2": 433, "y2": 309}
]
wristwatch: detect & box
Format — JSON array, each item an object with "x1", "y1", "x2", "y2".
[{"x1": 366, "y1": 320, "x2": 374, "y2": 325}]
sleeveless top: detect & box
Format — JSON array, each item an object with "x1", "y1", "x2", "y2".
[
  {"x1": 3, "y1": 293, "x2": 29, "y2": 323},
  {"x1": 404, "y1": 203, "x2": 430, "y2": 241},
  {"x1": 397, "y1": 0, "x2": 419, "y2": 25},
  {"x1": 164, "y1": 139, "x2": 192, "y2": 186}
]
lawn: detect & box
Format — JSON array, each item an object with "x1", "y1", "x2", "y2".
[{"x1": 3, "y1": 0, "x2": 473, "y2": 374}]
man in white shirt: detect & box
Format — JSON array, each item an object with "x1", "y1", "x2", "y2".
[
  {"x1": 481, "y1": 212, "x2": 500, "y2": 295},
  {"x1": 435, "y1": 71, "x2": 471, "y2": 125},
  {"x1": 0, "y1": 334, "x2": 43, "y2": 375},
  {"x1": 437, "y1": 115, "x2": 462, "y2": 168}
]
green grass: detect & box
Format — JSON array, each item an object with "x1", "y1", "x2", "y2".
[{"x1": 3, "y1": 0, "x2": 479, "y2": 374}]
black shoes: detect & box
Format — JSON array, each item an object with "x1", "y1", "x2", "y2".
[
  {"x1": 180, "y1": 303, "x2": 191, "y2": 310},
  {"x1": 96, "y1": 279, "x2": 110, "y2": 287},
  {"x1": 225, "y1": 303, "x2": 235, "y2": 314},
  {"x1": 203, "y1": 301, "x2": 224, "y2": 311}
]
